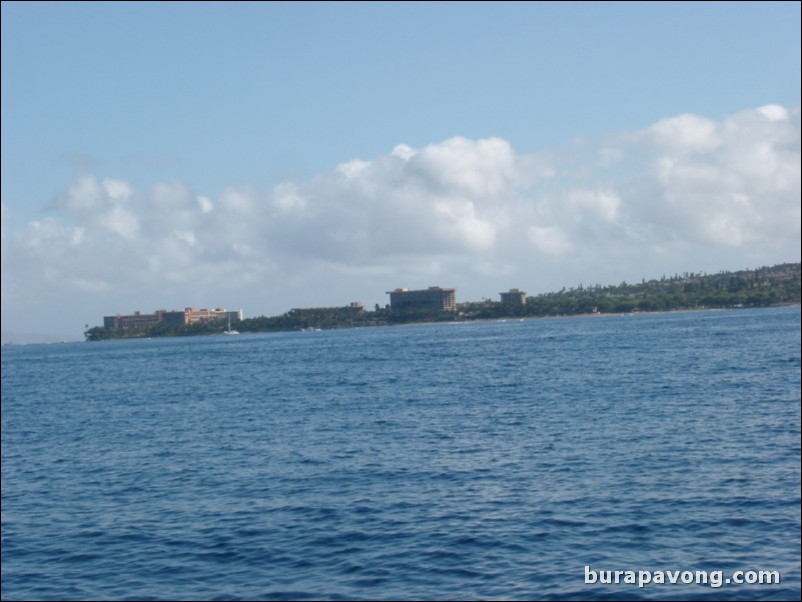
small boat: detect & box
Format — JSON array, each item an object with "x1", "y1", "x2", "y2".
[{"x1": 223, "y1": 315, "x2": 239, "y2": 335}]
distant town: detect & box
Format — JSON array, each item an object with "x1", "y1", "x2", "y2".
[{"x1": 84, "y1": 263, "x2": 801, "y2": 341}]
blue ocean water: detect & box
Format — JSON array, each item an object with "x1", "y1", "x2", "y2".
[{"x1": 2, "y1": 307, "x2": 800, "y2": 601}]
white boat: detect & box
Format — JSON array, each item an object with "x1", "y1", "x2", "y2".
[{"x1": 223, "y1": 315, "x2": 239, "y2": 335}]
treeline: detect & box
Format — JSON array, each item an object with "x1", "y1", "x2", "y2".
[
  {"x1": 84, "y1": 318, "x2": 234, "y2": 341},
  {"x1": 84, "y1": 263, "x2": 800, "y2": 341},
  {"x1": 463, "y1": 262, "x2": 801, "y2": 320}
]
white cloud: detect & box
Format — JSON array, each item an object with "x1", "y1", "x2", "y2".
[
  {"x1": 527, "y1": 225, "x2": 575, "y2": 256},
  {"x1": 219, "y1": 187, "x2": 257, "y2": 214},
  {"x1": 598, "y1": 147, "x2": 624, "y2": 167},
  {"x1": 408, "y1": 136, "x2": 518, "y2": 198},
  {"x1": 55, "y1": 175, "x2": 106, "y2": 215},
  {"x1": 563, "y1": 188, "x2": 621, "y2": 223},
  {"x1": 757, "y1": 104, "x2": 790, "y2": 122},
  {"x1": 197, "y1": 196, "x2": 214, "y2": 214},
  {"x1": 643, "y1": 113, "x2": 720, "y2": 153},
  {"x1": 637, "y1": 106, "x2": 801, "y2": 247},
  {"x1": 99, "y1": 204, "x2": 139, "y2": 239},
  {"x1": 336, "y1": 159, "x2": 370, "y2": 180},
  {"x1": 102, "y1": 178, "x2": 133, "y2": 201},
  {"x1": 391, "y1": 144, "x2": 416, "y2": 161},
  {"x1": 432, "y1": 198, "x2": 496, "y2": 252},
  {"x1": 272, "y1": 183, "x2": 306, "y2": 214},
  {"x1": 2, "y1": 106, "x2": 799, "y2": 339}
]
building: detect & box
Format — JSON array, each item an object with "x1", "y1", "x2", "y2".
[
  {"x1": 182, "y1": 307, "x2": 243, "y2": 325},
  {"x1": 499, "y1": 289, "x2": 527, "y2": 305},
  {"x1": 386, "y1": 287, "x2": 457, "y2": 311},
  {"x1": 104, "y1": 307, "x2": 243, "y2": 330},
  {"x1": 103, "y1": 311, "x2": 164, "y2": 330}
]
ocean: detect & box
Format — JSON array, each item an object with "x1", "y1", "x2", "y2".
[{"x1": 2, "y1": 307, "x2": 800, "y2": 600}]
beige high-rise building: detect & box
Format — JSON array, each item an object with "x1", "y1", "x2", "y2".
[
  {"x1": 499, "y1": 289, "x2": 527, "y2": 305},
  {"x1": 386, "y1": 287, "x2": 457, "y2": 311}
]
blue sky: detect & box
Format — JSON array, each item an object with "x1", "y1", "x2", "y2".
[{"x1": 2, "y1": 1, "x2": 800, "y2": 341}]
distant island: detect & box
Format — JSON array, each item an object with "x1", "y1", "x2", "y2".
[{"x1": 84, "y1": 262, "x2": 801, "y2": 341}]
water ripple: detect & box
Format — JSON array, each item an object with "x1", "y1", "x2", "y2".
[{"x1": 2, "y1": 307, "x2": 800, "y2": 600}]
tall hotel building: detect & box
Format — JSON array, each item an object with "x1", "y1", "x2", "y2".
[
  {"x1": 386, "y1": 287, "x2": 457, "y2": 311},
  {"x1": 499, "y1": 289, "x2": 527, "y2": 305}
]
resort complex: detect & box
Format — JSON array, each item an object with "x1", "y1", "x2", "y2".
[
  {"x1": 86, "y1": 263, "x2": 801, "y2": 341},
  {"x1": 104, "y1": 307, "x2": 243, "y2": 331}
]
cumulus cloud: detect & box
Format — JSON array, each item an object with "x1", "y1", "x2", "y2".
[
  {"x1": 643, "y1": 113, "x2": 720, "y2": 153},
  {"x1": 563, "y1": 189, "x2": 622, "y2": 223},
  {"x1": 2, "y1": 105, "x2": 799, "y2": 337},
  {"x1": 527, "y1": 225, "x2": 574, "y2": 256},
  {"x1": 637, "y1": 105, "x2": 800, "y2": 247},
  {"x1": 102, "y1": 178, "x2": 133, "y2": 201}
]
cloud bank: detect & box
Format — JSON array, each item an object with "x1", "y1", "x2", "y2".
[{"x1": 2, "y1": 105, "x2": 800, "y2": 337}]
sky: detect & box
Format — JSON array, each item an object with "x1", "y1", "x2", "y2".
[{"x1": 2, "y1": 1, "x2": 800, "y2": 342}]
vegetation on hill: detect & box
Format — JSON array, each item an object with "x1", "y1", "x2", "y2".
[
  {"x1": 84, "y1": 263, "x2": 800, "y2": 341},
  {"x1": 462, "y1": 263, "x2": 801, "y2": 320}
]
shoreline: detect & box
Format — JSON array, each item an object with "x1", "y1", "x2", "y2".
[
  {"x1": 79, "y1": 303, "x2": 801, "y2": 343},
  {"x1": 9, "y1": 304, "x2": 799, "y2": 347},
  {"x1": 275, "y1": 303, "x2": 802, "y2": 333}
]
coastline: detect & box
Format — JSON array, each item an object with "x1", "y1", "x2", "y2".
[
  {"x1": 277, "y1": 303, "x2": 802, "y2": 333},
  {"x1": 82, "y1": 262, "x2": 802, "y2": 341},
  {"x1": 78, "y1": 302, "x2": 802, "y2": 342}
]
